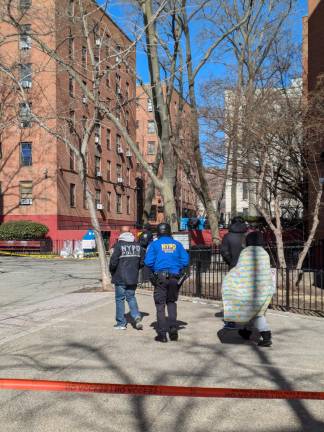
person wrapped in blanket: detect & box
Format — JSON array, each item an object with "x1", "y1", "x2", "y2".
[{"x1": 222, "y1": 231, "x2": 275, "y2": 347}]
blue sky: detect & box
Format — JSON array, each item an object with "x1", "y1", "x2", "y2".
[{"x1": 102, "y1": 0, "x2": 308, "y2": 85}]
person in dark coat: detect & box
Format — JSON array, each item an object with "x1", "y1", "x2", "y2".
[
  {"x1": 220, "y1": 216, "x2": 248, "y2": 330},
  {"x1": 138, "y1": 225, "x2": 154, "y2": 284},
  {"x1": 109, "y1": 226, "x2": 145, "y2": 330},
  {"x1": 220, "y1": 216, "x2": 248, "y2": 269}
]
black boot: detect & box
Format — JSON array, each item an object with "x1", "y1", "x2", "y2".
[
  {"x1": 238, "y1": 328, "x2": 252, "y2": 340},
  {"x1": 169, "y1": 327, "x2": 178, "y2": 341},
  {"x1": 155, "y1": 333, "x2": 168, "y2": 343},
  {"x1": 258, "y1": 331, "x2": 272, "y2": 347}
]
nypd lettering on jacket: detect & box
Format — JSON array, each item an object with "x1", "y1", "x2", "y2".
[
  {"x1": 145, "y1": 236, "x2": 189, "y2": 274},
  {"x1": 120, "y1": 244, "x2": 141, "y2": 258},
  {"x1": 109, "y1": 233, "x2": 145, "y2": 286}
]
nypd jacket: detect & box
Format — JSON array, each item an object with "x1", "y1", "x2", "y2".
[
  {"x1": 144, "y1": 236, "x2": 189, "y2": 275},
  {"x1": 109, "y1": 232, "x2": 145, "y2": 286}
]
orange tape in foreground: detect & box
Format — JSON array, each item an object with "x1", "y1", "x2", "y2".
[{"x1": 0, "y1": 379, "x2": 323, "y2": 400}]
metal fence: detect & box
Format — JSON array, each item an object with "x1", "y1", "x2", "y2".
[{"x1": 141, "y1": 247, "x2": 324, "y2": 316}]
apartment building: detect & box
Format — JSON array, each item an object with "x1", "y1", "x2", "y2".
[
  {"x1": 136, "y1": 85, "x2": 197, "y2": 225},
  {"x1": 0, "y1": 0, "x2": 137, "y2": 243},
  {"x1": 303, "y1": 0, "x2": 324, "y2": 239},
  {"x1": 224, "y1": 79, "x2": 303, "y2": 224}
]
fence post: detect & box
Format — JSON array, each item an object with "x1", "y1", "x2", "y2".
[
  {"x1": 195, "y1": 261, "x2": 202, "y2": 298},
  {"x1": 285, "y1": 269, "x2": 290, "y2": 309}
]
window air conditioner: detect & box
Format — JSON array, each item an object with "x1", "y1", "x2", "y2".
[
  {"x1": 117, "y1": 177, "x2": 123, "y2": 184},
  {"x1": 126, "y1": 150, "x2": 132, "y2": 158},
  {"x1": 117, "y1": 146, "x2": 123, "y2": 154},
  {"x1": 96, "y1": 203, "x2": 104, "y2": 210},
  {"x1": 21, "y1": 81, "x2": 32, "y2": 88},
  {"x1": 20, "y1": 198, "x2": 32, "y2": 205},
  {"x1": 20, "y1": 40, "x2": 30, "y2": 50},
  {"x1": 96, "y1": 170, "x2": 102, "y2": 177},
  {"x1": 95, "y1": 135, "x2": 100, "y2": 143},
  {"x1": 82, "y1": 96, "x2": 87, "y2": 104},
  {"x1": 96, "y1": 38, "x2": 101, "y2": 47}
]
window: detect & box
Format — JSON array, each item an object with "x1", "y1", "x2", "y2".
[
  {"x1": 242, "y1": 182, "x2": 248, "y2": 200},
  {"x1": 116, "y1": 134, "x2": 122, "y2": 152},
  {"x1": 136, "y1": 120, "x2": 139, "y2": 129},
  {"x1": 94, "y1": 55, "x2": 99, "y2": 70},
  {"x1": 125, "y1": 82, "x2": 129, "y2": 99},
  {"x1": 19, "y1": 63, "x2": 32, "y2": 88},
  {"x1": 147, "y1": 120, "x2": 155, "y2": 134},
  {"x1": 147, "y1": 141, "x2": 155, "y2": 155},
  {"x1": 116, "y1": 164, "x2": 122, "y2": 179},
  {"x1": 95, "y1": 156, "x2": 101, "y2": 175},
  {"x1": 107, "y1": 191, "x2": 111, "y2": 212},
  {"x1": 94, "y1": 122, "x2": 101, "y2": 143},
  {"x1": 68, "y1": 0, "x2": 74, "y2": 17},
  {"x1": 19, "y1": 24, "x2": 31, "y2": 50},
  {"x1": 81, "y1": 46, "x2": 87, "y2": 68},
  {"x1": 127, "y1": 167, "x2": 130, "y2": 186},
  {"x1": 106, "y1": 66, "x2": 110, "y2": 87},
  {"x1": 115, "y1": 73, "x2": 121, "y2": 95},
  {"x1": 70, "y1": 183, "x2": 76, "y2": 207},
  {"x1": 68, "y1": 30, "x2": 74, "y2": 61},
  {"x1": 126, "y1": 196, "x2": 130, "y2": 215},
  {"x1": 19, "y1": 181, "x2": 32, "y2": 205},
  {"x1": 69, "y1": 76, "x2": 74, "y2": 97},
  {"x1": 81, "y1": 115, "x2": 87, "y2": 130},
  {"x1": 95, "y1": 189, "x2": 101, "y2": 207},
  {"x1": 19, "y1": 0, "x2": 31, "y2": 12},
  {"x1": 149, "y1": 205, "x2": 157, "y2": 221},
  {"x1": 147, "y1": 98, "x2": 153, "y2": 112},
  {"x1": 106, "y1": 128, "x2": 111, "y2": 149},
  {"x1": 116, "y1": 193, "x2": 122, "y2": 213},
  {"x1": 19, "y1": 102, "x2": 32, "y2": 128},
  {"x1": 20, "y1": 142, "x2": 32, "y2": 166},
  {"x1": 69, "y1": 148, "x2": 75, "y2": 170},
  {"x1": 93, "y1": 23, "x2": 100, "y2": 46},
  {"x1": 125, "y1": 110, "x2": 129, "y2": 131},
  {"x1": 115, "y1": 45, "x2": 121, "y2": 64},
  {"x1": 107, "y1": 160, "x2": 111, "y2": 181},
  {"x1": 69, "y1": 110, "x2": 75, "y2": 133},
  {"x1": 82, "y1": 80, "x2": 87, "y2": 103}
]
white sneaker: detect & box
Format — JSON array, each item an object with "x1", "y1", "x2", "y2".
[
  {"x1": 114, "y1": 324, "x2": 127, "y2": 330},
  {"x1": 135, "y1": 317, "x2": 143, "y2": 330}
]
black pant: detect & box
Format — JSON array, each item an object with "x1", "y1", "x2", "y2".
[{"x1": 153, "y1": 278, "x2": 179, "y2": 334}]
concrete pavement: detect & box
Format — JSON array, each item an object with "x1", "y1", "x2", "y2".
[{"x1": 0, "y1": 257, "x2": 324, "y2": 431}]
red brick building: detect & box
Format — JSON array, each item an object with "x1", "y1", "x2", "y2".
[
  {"x1": 303, "y1": 0, "x2": 324, "y2": 238},
  {"x1": 136, "y1": 85, "x2": 197, "y2": 225},
  {"x1": 0, "y1": 0, "x2": 137, "y2": 244}
]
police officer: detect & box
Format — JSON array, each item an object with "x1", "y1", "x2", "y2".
[{"x1": 144, "y1": 222, "x2": 189, "y2": 343}]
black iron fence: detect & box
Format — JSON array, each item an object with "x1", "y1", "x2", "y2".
[{"x1": 141, "y1": 247, "x2": 324, "y2": 316}]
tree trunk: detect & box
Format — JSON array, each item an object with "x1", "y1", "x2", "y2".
[
  {"x1": 142, "y1": 150, "x2": 162, "y2": 224},
  {"x1": 162, "y1": 181, "x2": 178, "y2": 232},
  {"x1": 296, "y1": 187, "x2": 322, "y2": 270},
  {"x1": 142, "y1": 179, "x2": 155, "y2": 225},
  {"x1": 85, "y1": 188, "x2": 111, "y2": 291}
]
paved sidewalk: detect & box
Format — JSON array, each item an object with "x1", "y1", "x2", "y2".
[{"x1": 0, "y1": 288, "x2": 323, "y2": 432}]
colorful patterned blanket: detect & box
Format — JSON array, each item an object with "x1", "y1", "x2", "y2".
[{"x1": 222, "y1": 246, "x2": 276, "y2": 323}]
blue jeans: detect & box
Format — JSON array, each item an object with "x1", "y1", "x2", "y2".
[{"x1": 115, "y1": 284, "x2": 140, "y2": 326}]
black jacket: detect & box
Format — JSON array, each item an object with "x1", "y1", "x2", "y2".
[
  {"x1": 109, "y1": 233, "x2": 145, "y2": 286},
  {"x1": 220, "y1": 221, "x2": 248, "y2": 269}
]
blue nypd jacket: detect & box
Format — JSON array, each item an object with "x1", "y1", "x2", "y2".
[{"x1": 144, "y1": 236, "x2": 189, "y2": 274}]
